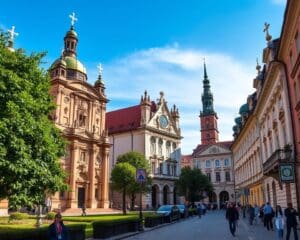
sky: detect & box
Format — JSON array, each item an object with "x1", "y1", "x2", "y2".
[{"x1": 0, "y1": 0, "x2": 286, "y2": 154}]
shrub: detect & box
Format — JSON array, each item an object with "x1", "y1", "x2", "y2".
[
  {"x1": 45, "y1": 212, "x2": 56, "y2": 220},
  {"x1": 9, "y1": 212, "x2": 29, "y2": 221}
]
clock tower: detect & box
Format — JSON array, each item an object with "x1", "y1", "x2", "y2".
[{"x1": 200, "y1": 61, "x2": 219, "y2": 144}]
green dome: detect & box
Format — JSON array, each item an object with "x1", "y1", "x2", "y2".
[
  {"x1": 50, "y1": 58, "x2": 67, "y2": 69},
  {"x1": 239, "y1": 103, "x2": 249, "y2": 115},
  {"x1": 64, "y1": 56, "x2": 86, "y2": 74},
  {"x1": 65, "y1": 29, "x2": 77, "y2": 38},
  {"x1": 50, "y1": 56, "x2": 86, "y2": 74},
  {"x1": 234, "y1": 117, "x2": 242, "y2": 125}
]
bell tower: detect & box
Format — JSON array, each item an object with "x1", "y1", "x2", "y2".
[{"x1": 200, "y1": 60, "x2": 219, "y2": 144}]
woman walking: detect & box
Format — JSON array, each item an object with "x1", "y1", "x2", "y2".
[{"x1": 275, "y1": 205, "x2": 284, "y2": 240}]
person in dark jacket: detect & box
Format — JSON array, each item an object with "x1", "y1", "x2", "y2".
[
  {"x1": 226, "y1": 202, "x2": 239, "y2": 237},
  {"x1": 284, "y1": 202, "x2": 298, "y2": 240},
  {"x1": 48, "y1": 213, "x2": 69, "y2": 240},
  {"x1": 247, "y1": 204, "x2": 255, "y2": 225}
]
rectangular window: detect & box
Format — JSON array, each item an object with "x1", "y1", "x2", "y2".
[
  {"x1": 167, "y1": 164, "x2": 170, "y2": 175},
  {"x1": 207, "y1": 172, "x2": 211, "y2": 182},
  {"x1": 59, "y1": 191, "x2": 64, "y2": 200},
  {"x1": 159, "y1": 163, "x2": 163, "y2": 175},
  {"x1": 205, "y1": 160, "x2": 211, "y2": 168},
  {"x1": 173, "y1": 166, "x2": 177, "y2": 176},
  {"x1": 216, "y1": 172, "x2": 221, "y2": 182},
  {"x1": 152, "y1": 162, "x2": 156, "y2": 174},
  {"x1": 225, "y1": 172, "x2": 231, "y2": 182},
  {"x1": 224, "y1": 159, "x2": 230, "y2": 166}
]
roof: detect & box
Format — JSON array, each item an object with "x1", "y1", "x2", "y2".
[
  {"x1": 106, "y1": 105, "x2": 142, "y2": 134},
  {"x1": 192, "y1": 141, "x2": 233, "y2": 157}
]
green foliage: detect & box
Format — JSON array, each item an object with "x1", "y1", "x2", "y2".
[
  {"x1": 111, "y1": 162, "x2": 136, "y2": 214},
  {"x1": 116, "y1": 151, "x2": 152, "y2": 210},
  {"x1": 176, "y1": 167, "x2": 213, "y2": 203},
  {"x1": 45, "y1": 211, "x2": 56, "y2": 220},
  {"x1": 0, "y1": 31, "x2": 67, "y2": 208},
  {"x1": 8, "y1": 212, "x2": 29, "y2": 221}
]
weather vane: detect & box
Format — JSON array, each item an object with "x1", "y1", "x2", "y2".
[{"x1": 69, "y1": 12, "x2": 78, "y2": 27}]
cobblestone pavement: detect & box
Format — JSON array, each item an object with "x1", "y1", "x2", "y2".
[{"x1": 122, "y1": 210, "x2": 300, "y2": 240}]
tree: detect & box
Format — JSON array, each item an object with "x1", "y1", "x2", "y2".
[
  {"x1": 110, "y1": 162, "x2": 136, "y2": 214},
  {"x1": 117, "y1": 151, "x2": 151, "y2": 210},
  {"x1": 176, "y1": 167, "x2": 213, "y2": 205},
  {"x1": 0, "y1": 33, "x2": 67, "y2": 209}
]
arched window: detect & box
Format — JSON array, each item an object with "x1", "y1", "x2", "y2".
[
  {"x1": 150, "y1": 137, "x2": 156, "y2": 155},
  {"x1": 158, "y1": 138, "x2": 163, "y2": 156},
  {"x1": 166, "y1": 141, "x2": 171, "y2": 157},
  {"x1": 205, "y1": 160, "x2": 211, "y2": 168}
]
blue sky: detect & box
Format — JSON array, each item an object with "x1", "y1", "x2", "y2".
[{"x1": 1, "y1": 0, "x2": 286, "y2": 154}]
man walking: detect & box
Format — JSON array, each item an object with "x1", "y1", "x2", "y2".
[
  {"x1": 263, "y1": 202, "x2": 274, "y2": 231},
  {"x1": 284, "y1": 202, "x2": 298, "y2": 240},
  {"x1": 226, "y1": 202, "x2": 239, "y2": 237}
]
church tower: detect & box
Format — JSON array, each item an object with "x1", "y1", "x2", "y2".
[{"x1": 200, "y1": 61, "x2": 219, "y2": 144}]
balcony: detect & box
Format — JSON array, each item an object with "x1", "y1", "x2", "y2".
[{"x1": 263, "y1": 148, "x2": 292, "y2": 176}]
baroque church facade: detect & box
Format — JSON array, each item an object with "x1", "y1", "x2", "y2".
[
  {"x1": 106, "y1": 91, "x2": 182, "y2": 209},
  {"x1": 182, "y1": 63, "x2": 235, "y2": 209},
  {"x1": 48, "y1": 20, "x2": 111, "y2": 210}
]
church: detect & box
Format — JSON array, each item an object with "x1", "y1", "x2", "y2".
[
  {"x1": 48, "y1": 14, "x2": 111, "y2": 210},
  {"x1": 106, "y1": 91, "x2": 182, "y2": 209},
  {"x1": 182, "y1": 62, "x2": 234, "y2": 209}
]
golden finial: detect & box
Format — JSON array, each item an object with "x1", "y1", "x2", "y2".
[{"x1": 263, "y1": 22, "x2": 272, "y2": 42}]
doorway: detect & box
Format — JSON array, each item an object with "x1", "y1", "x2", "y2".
[{"x1": 78, "y1": 187, "x2": 85, "y2": 208}]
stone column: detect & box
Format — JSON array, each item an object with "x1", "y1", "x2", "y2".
[
  {"x1": 69, "y1": 143, "x2": 79, "y2": 208},
  {"x1": 88, "y1": 148, "x2": 97, "y2": 208},
  {"x1": 100, "y1": 145, "x2": 110, "y2": 208}
]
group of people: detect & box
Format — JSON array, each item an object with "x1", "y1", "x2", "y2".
[{"x1": 226, "y1": 202, "x2": 299, "y2": 239}]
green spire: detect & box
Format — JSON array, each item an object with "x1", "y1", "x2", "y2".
[{"x1": 201, "y1": 59, "x2": 215, "y2": 116}]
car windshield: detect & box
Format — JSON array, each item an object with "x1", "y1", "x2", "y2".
[{"x1": 157, "y1": 205, "x2": 171, "y2": 211}]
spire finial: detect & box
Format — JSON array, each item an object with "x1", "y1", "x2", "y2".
[
  {"x1": 7, "y1": 26, "x2": 19, "y2": 51},
  {"x1": 256, "y1": 58, "x2": 261, "y2": 74},
  {"x1": 97, "y1": 63, "x2": 104, "y2": 83},
  {"x1": 8, "y1": 26, "x2": 19, "y2": 41},
  {"x1": 203, "y1": 57, "x2": 208, "y2": 79},
  {"x1": 69, "y1": 12, "x2": 78, "y2": 28},
  {"x1": 263, "y1": 22, "x2": 272, "y2": 42}
]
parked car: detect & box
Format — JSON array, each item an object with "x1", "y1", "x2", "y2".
[
  {"x1": 176, "y1": 204, "x2": 187, "y2": 218},
  {"x1": 156, "y1": 205, "x2": 180, "y2": 222}
]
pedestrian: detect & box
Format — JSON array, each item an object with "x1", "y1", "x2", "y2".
[
  {"x1": 254, "y1": 204, "x2": 260, "y2": 224},
  {"x1": 263, "y1": 202, "x2": 274, "y2": 231},
  {"x1": 284, "y1": 202, "x2": 298, "y2": 240},
  {"x1": 197, "y1": 203, "x2": 202, "y2": 218},
  {"x1": 48, "y1": 213, "x2": 69, "y2": 240},
  {"x1": 81, "y1": 203, "x2": 86, "y2": 216},
  {"x1": 201, "y1": 203, "x2": 206, "y2": 215},
  {"x1": 275, "y1": 205, "x2": 284, "y2": 240},
  {"x1": 226, "y1": 202, "x2": 239, "y2": 237},
  {"x1": 247, "y1": 204, "x2": 255, "y2": 225}
]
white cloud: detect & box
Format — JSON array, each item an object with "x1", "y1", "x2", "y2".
[
  {"x1": 93, "y1": 45, "x2": 255, "y2": 154},
  {"x1": 270, "y1": 0, "x2": 286, "y2": 6}
]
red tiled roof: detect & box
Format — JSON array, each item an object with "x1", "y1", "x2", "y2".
[{"x1": 106, "y1": 105, "x2": 141, "y2": 134}]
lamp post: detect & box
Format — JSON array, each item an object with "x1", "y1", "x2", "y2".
[{"x1": 136, "y1": 169, "x2": 146, "y2": 232}]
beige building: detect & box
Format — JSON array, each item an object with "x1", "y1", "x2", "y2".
[
  {"x1": 232, "y1": 93, "x2": 264, "y2": 207},
  {"x1": 48, "y1": 22, "x2": 111, "y2": 210},
  {"x1": 106, "y1": 91, "x2": 182, "y2": 209},
  {"x1": 232, "y1": 25, "x2": 297, "y2": 209}
]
